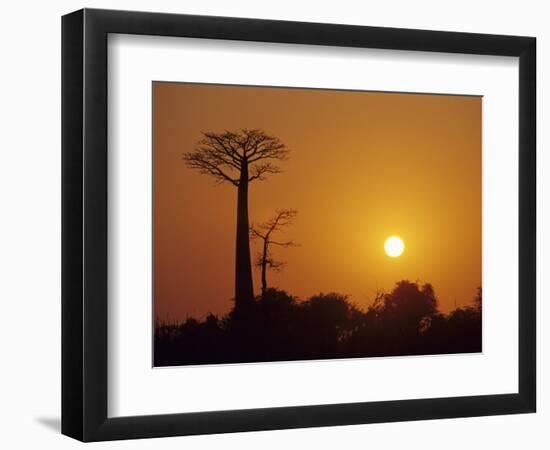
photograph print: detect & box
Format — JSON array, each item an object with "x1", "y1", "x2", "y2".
[{"x1": 153, "y1": 82, "x2": 482, "y2": 367}]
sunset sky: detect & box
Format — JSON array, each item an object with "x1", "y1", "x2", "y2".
[{"x1": 153, "y1": 82, "x2": 481, "y2": 321}]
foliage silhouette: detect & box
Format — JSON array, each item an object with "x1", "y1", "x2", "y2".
[
  {"x1": 183, "y1": 129, "x2": 289, "y2": 311},
  {"x1": 154, "y1": 281, "x2": 482, "y2": 366},
  {"x1": 250, "y1": 209, "x2": 298, "y2": 298}
]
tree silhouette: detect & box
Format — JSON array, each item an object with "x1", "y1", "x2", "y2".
[
  {"x1": 183, "y1": 129, "x2": 289, "y2": 310},
  {"x1": 250, "y1": 209, "x2": 298, "y2": 297}
]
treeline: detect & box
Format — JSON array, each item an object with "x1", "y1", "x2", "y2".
[{"x1": 154, "y1": 280, "x2": 481, "y2": 367}]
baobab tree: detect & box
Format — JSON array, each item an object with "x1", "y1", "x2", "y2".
[
  {"x1": 183, "y1": 129, "x2": 289, "y2": 311},
  {"x1": 250, "y1": 209, "x2": 298, "y2": 298}
]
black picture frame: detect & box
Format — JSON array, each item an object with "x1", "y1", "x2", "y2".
[{"x1": 62, "y1": 8, "x2": 536, "y2": 442}]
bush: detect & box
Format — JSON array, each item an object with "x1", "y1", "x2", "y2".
[{"x1": 154, "y1": 281, "x2": 482, "y2": 366}]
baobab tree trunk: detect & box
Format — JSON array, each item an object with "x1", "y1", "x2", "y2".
[
  {"x1": 261, "y1": 240, "x2": 268, "y2": 298},
  {"x1": 234, "y1": 162, "x2": 254, "y2": 310}
]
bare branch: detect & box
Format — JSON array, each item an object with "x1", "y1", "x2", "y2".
[
  {"x1": 248, "y1": 162, "x2": 282, "y2": 182},
  {"x1": 249, "y1": 224, "x2": 263, "y2": 240},
  {"x1": 255, "y1": 252, "x2": 285, "y2": 271},
  {"x1": 265, "y1": 257, "x2": 285, "y2": 271},
  {"x1": 270, "y1": 240, "x2": 298, "y2": 248},
  {"x1": 245, "y1": 129, "x2": 289, "y2": 161},
  {"x1": 182, "y1": 150, "x2": 239, "y2": 186},
  {"x1": 202, "y1": 132, "x2": 243, "y2": 165},
  {"x1": 253, "y1": 209, "x2": 298, "y2": 237}
]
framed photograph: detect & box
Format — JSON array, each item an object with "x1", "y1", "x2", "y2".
[{"x1": 62, "y1": 8, "x2": 536, "y2": 441}]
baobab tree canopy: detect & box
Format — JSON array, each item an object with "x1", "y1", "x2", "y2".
[
  {"x1": 183, "y1": 129, "x2": 289, "y2": 186},
  {"x1": 183, "y1": 129, "x2": 290, "y2": 311}
]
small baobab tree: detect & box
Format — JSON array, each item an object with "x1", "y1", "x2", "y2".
[
  {"x1": 183, "y1": 129, "x2": 289, "y2": 311},
  {"x1": 250, "y1": 209, "x2": 298, "y2": 298}
]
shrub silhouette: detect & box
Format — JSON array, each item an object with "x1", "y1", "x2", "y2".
[{"x1": 154, "y1": 281, "x2": 482, "y2": 366}]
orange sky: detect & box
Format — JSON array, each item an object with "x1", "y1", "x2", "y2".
[{"x1": 153, "y1": 82, "x2": 481, "y2": 321}]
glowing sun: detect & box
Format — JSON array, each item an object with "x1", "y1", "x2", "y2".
[{"x1": 384, "y1": 236, "x2": 404, "y2": 257}]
